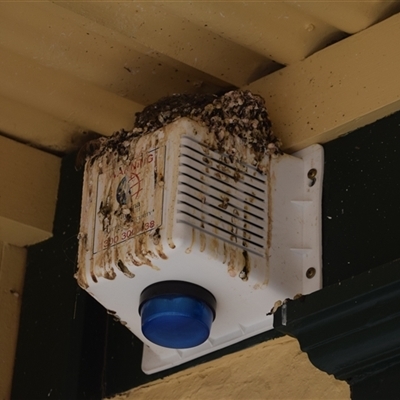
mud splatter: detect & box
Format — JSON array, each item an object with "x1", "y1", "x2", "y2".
[
  {"x1": 200, "y1": 232, "x2": 206, "y2": 252},
  {"x1": 185, "y1": 228, "x2": 196, "y2": 254},
  {"x1": 239, "y1": 250, "x2": 250, "y2": 282},
  {"x1": 116, "y1": 259, "x2": 135, "y2": 278}
]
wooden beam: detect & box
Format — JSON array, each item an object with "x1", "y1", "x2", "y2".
[
  {"x1": 163, "y1": 2, "x2": 341, "y2": 65},
  {"x1": 0, "y1": 242, "x2": 26, "y2": 400},
  {"x1": 0, "y1": 46, "x2": 142, "y2": 138},
  {"x1": 246, "y1": 13, "x2": 400, "y2": 152},
  {"x1": 54, "y1": 1, "x2": 271, "y2": 87},
  {"x1": 0, "y1": 2, "x2": 227, "y2": 106},
  {"x1": 0, "y1": 136, "x2": 60, "y2": 246},
  {"x1": 287, "y1": 1, "x2": 400, "y2": 34},
  {"x1": 0, "y1": 94, "x2": 84, "y2": 153}
]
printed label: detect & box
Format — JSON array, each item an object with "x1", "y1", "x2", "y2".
[{"x1": 93, "y1": 147, "x2": 164, "y2": 254}]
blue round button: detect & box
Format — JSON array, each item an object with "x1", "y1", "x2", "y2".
[{"x1": 139, "y1": 281, "x2": 216, "y2": 349}]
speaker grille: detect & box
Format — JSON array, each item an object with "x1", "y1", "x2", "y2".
[{"x1": 177, "y1": 136, "x2": 267, "y2": 256}]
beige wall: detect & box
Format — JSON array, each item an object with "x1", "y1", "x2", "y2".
[{"x1": 113, "y1": 336, "x2": 349, "y2": 400}]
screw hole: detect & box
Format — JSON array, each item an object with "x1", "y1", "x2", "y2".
[
  {"x1": 306, "y1": 267, "x2": 316, "y2": 279},
  {"x1": 307, "y1": 168, "x2": 317, "y2": 187}
]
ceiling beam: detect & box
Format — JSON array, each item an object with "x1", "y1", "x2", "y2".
[
  {"x1": 0, "y1": 1, "x2": 229, "y2": 99},
  {"x1": 247, "y1": 13, "x2": 400, "y2": 152},
  {"x1": 54, "y1": 1, "x2": 272, "y2": 87},
  {"x1": 0, "y1": 95, "x2": 85, "y2": 153},
  {"x1": 0, "y1": 136, "x2": 60, "y2": 246},
  {"x1": 163, "y1": 2, "x2": 342, "y2": 65},
  {"x1": 286, "y1": 1, "x2": 400, "y2": 34},
  {"x1": 0, "y1": 46, "x2": 142, "y2": 137}
]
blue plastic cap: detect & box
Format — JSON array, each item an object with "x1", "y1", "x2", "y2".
[{"x1": 139, "y1": 281, "x2": 216, "y2": 349}]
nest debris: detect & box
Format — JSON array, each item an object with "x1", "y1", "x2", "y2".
[{"x1": 78, "y1": 90, "x2": 282, "y2": 169}]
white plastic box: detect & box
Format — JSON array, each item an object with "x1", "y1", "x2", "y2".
[{"x1": 77, "y1": 118, "x2": 323, "y2": 373}]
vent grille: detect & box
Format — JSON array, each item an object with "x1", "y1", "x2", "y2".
[{"x1": 177, "y1": 136, "x2": 267, "y2": 256}]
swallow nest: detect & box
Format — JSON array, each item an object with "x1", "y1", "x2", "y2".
[{"x1": 91, "y1": 90, "x2": 281, "y2": 169}]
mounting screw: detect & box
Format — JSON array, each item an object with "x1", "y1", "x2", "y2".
[
  {"x1": 306, "y1": 267, "x2": 316, "y2": 279},
  {"x1": 307, "y1": 168, "x2": 317, "y2": 187}
]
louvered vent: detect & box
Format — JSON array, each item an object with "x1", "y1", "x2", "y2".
[{"x1": 177, "y1": 136, "x2": 267, "y2": 257}]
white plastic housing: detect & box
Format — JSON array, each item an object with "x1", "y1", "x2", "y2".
[{"x1": 77, "y1": 118, "x2": 323, "y2": 374}]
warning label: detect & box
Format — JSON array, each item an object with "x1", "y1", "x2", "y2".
[{"x1": 93, "y1": 147, "x2": 165, "y2": 253}]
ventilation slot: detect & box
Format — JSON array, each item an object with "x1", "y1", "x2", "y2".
[{"x1": 177, "y1": 137, "x2": 267, "y2": 255}]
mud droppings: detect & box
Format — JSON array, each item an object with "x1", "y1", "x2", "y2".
[
  {"x1": 117, "y1": 259, "x2": 135, "y2": 278},
  {"x1": 185, "y1": 228, "x2": 196, "y2": 254},
  {"x1": 239, "y1": 251, "x2": 250, "y2": 281},
  {"x1": 200, "y1": 232, "x2": 206, "y2": 252}
]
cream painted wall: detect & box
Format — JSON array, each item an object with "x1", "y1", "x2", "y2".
[{"x1": 113, "y1": 336, "x2": 349, "y2": 400}]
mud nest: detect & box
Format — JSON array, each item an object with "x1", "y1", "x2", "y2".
[{"x1": 80, "y1": 90, "x2": 282, "y2": 168}]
